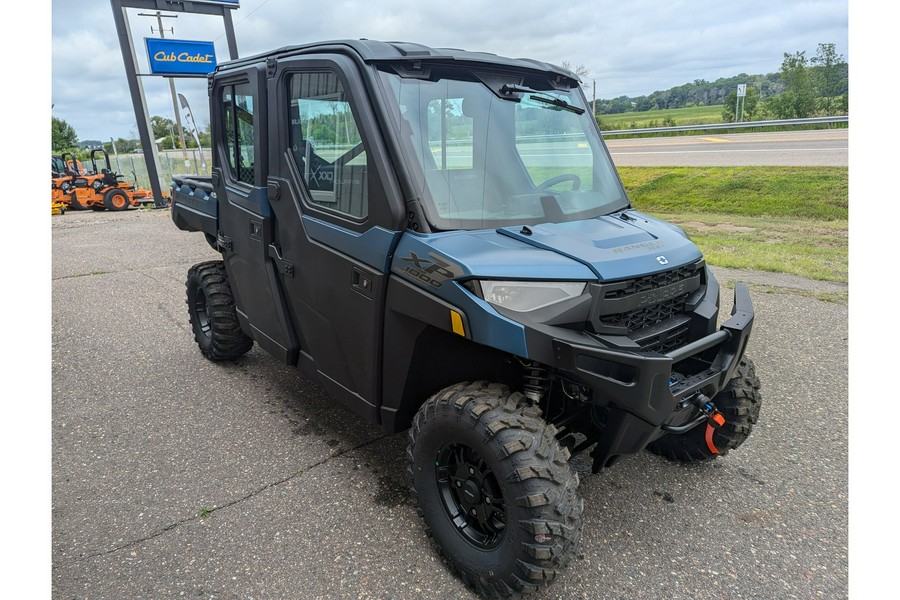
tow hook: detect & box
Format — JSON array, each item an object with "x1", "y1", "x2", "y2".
[
  {"x1": 693, "y1": 394, "x2": 726, "y2": 429},
  {"x1": 662, "y1": 392, "x2": 726, "y2": 435},
  {"x1": 692, "y1": 393, "x2": 726, "y2": 454}
]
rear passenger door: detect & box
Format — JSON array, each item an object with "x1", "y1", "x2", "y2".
[
  {"x1": 265, "y1": 54, "x2": 405, "y2": 421},
  {"x1": 213, "y1": 66, "x2": 298, "y2": 364}
]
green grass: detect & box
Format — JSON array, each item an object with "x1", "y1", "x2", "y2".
[
  {"x1": 599, "y1": 105, "x2": 726, "y2": 130},
  {"x1": 618, "y1": 167, "x2": 847, "y2": 220},
  {"x1": 617, "y1": 166, "x2": 848, "y2": 283}
]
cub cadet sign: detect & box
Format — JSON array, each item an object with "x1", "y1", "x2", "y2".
[{"x1": 146, "y1": 38, "x2": 217, "y2": 76}]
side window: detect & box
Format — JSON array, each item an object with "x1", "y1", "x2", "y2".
[
  {"x1": 222, "y1": 83, "x2": 255, "y2": 184},
  {"x1": 288, "y1": 72, "x2": 368, "y2": 219}
]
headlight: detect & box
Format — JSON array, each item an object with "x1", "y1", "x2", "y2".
[{"x1": 476, "y1": 280, "x2": 587, "y2": 313}]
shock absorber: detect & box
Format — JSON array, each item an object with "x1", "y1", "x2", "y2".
[{"x1": 522, "y1": 362, "x2": 550, "y2": 403}]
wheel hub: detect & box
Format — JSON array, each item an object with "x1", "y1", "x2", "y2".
[
  {"x1": 436, "y1": 442, "x2": 506, "y2": 549},
  {"x1": 460, "y1": 479, "x2": 481, "y2": 506}
]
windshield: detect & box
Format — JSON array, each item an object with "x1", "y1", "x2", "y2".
[{"x1": 378, "y1": 67, "x2": 629, "y2": 230}]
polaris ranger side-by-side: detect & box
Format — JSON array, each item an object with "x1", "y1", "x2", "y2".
[{"x1": 171, "y1": 40, "x2": 761, "y2": 598}]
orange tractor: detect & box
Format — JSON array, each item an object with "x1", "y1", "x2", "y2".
[
  {"x1": 51, "y1": 154, "x2": 85, "y2": 214},
  {"x1": 67, "y1": 149, "x2": 154, "y2": 211}
]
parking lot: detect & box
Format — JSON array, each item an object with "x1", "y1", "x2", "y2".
[{"x1": 51, "y1": 208, "x2": 848, "y2": 599}]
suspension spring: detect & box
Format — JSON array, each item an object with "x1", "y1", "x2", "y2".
[{"x1": 522, "y1": 362, "x2": 550, "y2": 403}]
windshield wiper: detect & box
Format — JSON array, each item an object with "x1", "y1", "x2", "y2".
[
  {"x1": 529, "y1": 94, "x2": 585, "y2": 115},
  {"x1": 497, "y1": 83, "x2": 585, "y2": 114}
]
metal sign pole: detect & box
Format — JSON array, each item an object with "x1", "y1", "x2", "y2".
[
  {"x1": 222, "y1": 7, "x2": 239, "y2": 60},
  {"x1": 109, "y1": 0, "x2": 240, "y2": 207},
  {"x1": 110, "y1": 0, "x2": 166, "y2": 207}
]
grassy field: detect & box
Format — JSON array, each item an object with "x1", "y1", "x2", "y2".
[
  {"x1": 599, "y1": 105, "x2": 726, "y2": 130},
  {"x1": 616, "y1": 166, "x2": 849, "y2": 284}
]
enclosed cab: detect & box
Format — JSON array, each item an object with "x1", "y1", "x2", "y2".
[{"x1": 172, "y1": 40, "x2": 761, "y2": 598}]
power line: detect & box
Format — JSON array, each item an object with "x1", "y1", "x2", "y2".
[{"x1": 214, "y1": 0, "x2": 276, "y2": 41}]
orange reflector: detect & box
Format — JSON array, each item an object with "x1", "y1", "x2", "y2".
[{"x1": 450, "y1": 310, "x2": 465, "y2": 336}]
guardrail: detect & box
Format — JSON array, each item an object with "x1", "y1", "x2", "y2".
[{"x1": 601, "y1": 115, "x2": 848, "y2": 137}]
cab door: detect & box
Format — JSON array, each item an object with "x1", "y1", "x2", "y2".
[
  {"x1": 212, "y1": 65, "x2": 298, "y2": 363},
  {"x1": 265, "y1": 55, "x2": 405, "y2": 421}
]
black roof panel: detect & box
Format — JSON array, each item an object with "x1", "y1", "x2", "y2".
[{"x1": 216, "y1": 38, "x2": 579, "y2": 82}]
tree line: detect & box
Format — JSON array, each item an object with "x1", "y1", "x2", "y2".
[
  {"x1": 52, "y1": 114, "x2": 211, "y2": 158},
  {"x1": 596, "y1": 43, "x2": 847, "y2": 121}
]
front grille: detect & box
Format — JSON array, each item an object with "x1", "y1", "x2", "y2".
[
  {"x1": 591, "y1": 261, "x2": 704, "y2": 352},
  {"x1": 600, "y1": 296, "x2": 688, "y2": 330},
  {"x1": 633, "y1": 318, "x2": 691, "y2": 353},
  {"x1": 602, "y1": 263, "x2": 703, "y2": 300}
]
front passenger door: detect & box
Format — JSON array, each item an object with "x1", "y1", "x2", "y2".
[{"x1": 266, "y1": 56, "x2": 405, "y2": 421}]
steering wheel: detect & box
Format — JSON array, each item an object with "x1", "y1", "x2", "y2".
[{"x1": 536, "y1": 173, "x2": 581, "y2": 192}]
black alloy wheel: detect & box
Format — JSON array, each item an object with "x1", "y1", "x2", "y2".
[
  {"x1": 408, "y1": 381, "x2": 583, "y2": 598},
  {"x1": 435, "y1": 442, "x2": 506, "y2": 550}
]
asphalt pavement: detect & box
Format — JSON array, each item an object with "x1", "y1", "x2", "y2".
[
  {"x1": 51, "y1": 208, "x2": 848, "y2": 599},
  {"x1": 606, "y1": 129, "x2": 849, "y2": 167}
]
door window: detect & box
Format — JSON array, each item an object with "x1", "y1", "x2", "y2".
[
  {"x1": 288, "y1": 72, "x2": 368, "y2": 219},
  {"x1": 222, "y1": 83, "x2": 256, "y2": 184}
]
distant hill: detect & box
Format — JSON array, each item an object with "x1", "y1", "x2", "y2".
[{"x1": 596, "y1": 63, "x2": 848, "y2": 115}]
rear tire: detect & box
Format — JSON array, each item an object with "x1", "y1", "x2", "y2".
[
  {"x1": 647, "y1": 357, "x2": 762, "y2": 461},
  {"x1": 69, "y1": 195, "x2": 88, "y2": 210},
  {"x1": 104, "y1": 188, "x2": 130, "y2": 211},
  {"x1": 186, "y1": 261, "x2": 253, "y2": 361},
  {"x1": 408, "y1": 381, "x2": 583, "y2": 598}
]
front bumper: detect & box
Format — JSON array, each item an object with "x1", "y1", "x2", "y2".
[{"x1": 529, "y1": 283, "x2": 754, "y2": 468}]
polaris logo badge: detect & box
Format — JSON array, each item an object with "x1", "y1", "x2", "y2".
[{"x1": 656, "y1": 256, "x2": 669, "y2": 265}]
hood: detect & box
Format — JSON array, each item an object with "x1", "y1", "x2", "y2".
[
  {"x1": 401, "y1": 211, "x2": 702, "y2": 284},
  {"x1": 496, "y1": 211, "x2": 702, "y2": 281}
]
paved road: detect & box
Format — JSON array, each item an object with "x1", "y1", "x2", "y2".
[
  {"x1": 606, "y1": 129, "x2": 848, "y2": 167},
  {"x1": 51, "y1": 209, "x2": 848, "y2": 599}
]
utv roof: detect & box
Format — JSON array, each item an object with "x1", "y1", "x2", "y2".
[{"x1": 216, "y1": 38, "x2": 580, "y2": 82}]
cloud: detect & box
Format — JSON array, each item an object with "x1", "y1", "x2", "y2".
[{"x1": 51, "y1": 0, "x2": 847, "y2": 141}]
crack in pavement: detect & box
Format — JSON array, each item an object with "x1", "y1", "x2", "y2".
[{"x1": 59, "y1": 432, "x2": 393, "y2": 566}]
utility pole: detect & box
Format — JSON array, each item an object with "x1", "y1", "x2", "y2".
[
  {"x1": 592, "y1": 79, "x2": 597, "y2": 123},
  {"x1": 139, "y1": 11, "x2": 190, "y2": 168},
  {"x1": 110, "y1": 137, "x2": 121, "y2": 173}
]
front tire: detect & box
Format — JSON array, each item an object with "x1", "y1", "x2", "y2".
[
  {"x1": 408, "y1": 381, "x2": 583, "y2": 598},
  {"x1": 647, "y1": 357, "x2": 762, "y2": 461},
  {"x1": 186, "y1": 261, "x2": 253, "y2": 361}
]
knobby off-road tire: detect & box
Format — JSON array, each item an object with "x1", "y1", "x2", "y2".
[
  {"x1": 647, "y1": 357, "x2": 762, "y2": 461},
  {"x1": 408, "y1": 381, "x2": 583, "y2": 598},
  {"x1": 186, "y1": 261, "x2": 253, "y2": 361}
]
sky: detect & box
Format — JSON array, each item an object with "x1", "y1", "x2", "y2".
[{"x1": 50, "y1": 0, "x2": 848, "y2": 142}]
